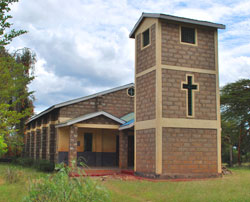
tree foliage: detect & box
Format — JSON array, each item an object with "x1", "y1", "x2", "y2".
[
  {"x1": 0, "y1": 0, "x2": 35, "y2": 157},
  {"x1": 221, "y1": 79, "x2": 250, "y2": 165}
]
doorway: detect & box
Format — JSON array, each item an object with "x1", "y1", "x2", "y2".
[{"x1": 127, "y1": 135, "x2": 134, "y2": 168}]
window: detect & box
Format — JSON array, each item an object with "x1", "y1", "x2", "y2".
[
  {"x1": 127, "y1": 87, "x2": 135, "y2": 97},
  {"x1": 142, "y1": 28, "x2": 150, "y2": 47},
  {"x1": 181, "y1": 26, "x2": 195, "y2": 44},
  {"x1": 84, "y1": 133, "x2": 92, "y2": 152}
]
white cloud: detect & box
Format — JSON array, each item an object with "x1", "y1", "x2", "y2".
[{"x1": 7, "y1": 0, "x2": 250, "y2": 113}]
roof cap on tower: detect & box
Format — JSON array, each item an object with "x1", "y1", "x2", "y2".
[{"x1": 129, "y1": 12, "x2": 225, "y2": 38}]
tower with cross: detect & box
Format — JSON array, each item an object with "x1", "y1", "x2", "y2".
[{"x1": 130, "y1": 13, "x2": 225, "y2": 178}]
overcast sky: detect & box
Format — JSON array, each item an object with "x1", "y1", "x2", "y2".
[{"x1": 8, "y1": 0, "x2": 250, "y2": 114}]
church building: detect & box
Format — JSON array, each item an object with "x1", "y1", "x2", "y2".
[{"x1": 24, "y1": 13, "x2": 225, "y2": 178}]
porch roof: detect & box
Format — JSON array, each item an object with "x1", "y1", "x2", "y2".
[
  {"x1": 119, "y1": 119, "x2": 134, "y2": 130},
  {"x1": 55, "y1": 111, "x2": 125, "y2": 128}
]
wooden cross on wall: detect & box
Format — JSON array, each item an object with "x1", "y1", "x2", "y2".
[{"x1": 181, "y1": 75, "x2": 199, "y2": 117}]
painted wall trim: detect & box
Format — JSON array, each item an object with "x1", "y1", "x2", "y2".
[
  {"x1": 155, "y1": 19, "x2": 162, "y2": 174},
  {"x1": 162, "y1": 65, "x2": 216, "y2": 74},
  {"x1": 135, "y1": 119, "x2": 156, "y2": 130},
  {"x1": 161, "y1": 118, "x2": 219, "y2": 129},
  {"x1": 74, "y1": 124, "x2": 119, "y2": 129},
  {"x1": 136, "y1": 66, "x2": 157, "y2": 78},
  {"x1": 214, "y1": 30, "x2": 222, "y2": 173}
]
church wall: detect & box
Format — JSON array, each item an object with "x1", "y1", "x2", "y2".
[
  {"x1": 162, "y1": 128, "x2": 218, "y2": 176},
  {"x1": 161, "y1": 21, "x2": 215, "y2": 70},
  {"x1": 136, "y1": 23, "x2": 156, "y2": 74},
  {"x1": 59, "y1": 88, "x2": 134, "y2": 120},
  {"x1": 59, "y1": 97, "x2": 98, "y2": 119},
  {"x1": 136, "y1": 70, "x2": 156, "y2": 122},
  {"x1": 162, "y1": 69, "x2": 217, "y2": 120},
  {"x1": 136, "y1": 128, "x2": 156, "y2": 174},
  {"x1": 101, "y1": 89, "x2": 134, "y2": 118}
]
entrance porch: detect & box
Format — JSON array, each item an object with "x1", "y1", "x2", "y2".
[{"x1": 55, "y1": 111, "x2": 134, "y2": 170}]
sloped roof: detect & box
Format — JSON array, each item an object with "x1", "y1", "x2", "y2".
[
  {"x1": 27, "y1": 83, "x2": 134, "y2": 124},
  {"x1": 119, "y1": 119, "x2": 134, "y2": 130},
  {"x1": 129, "y1": 13, "x2": 226, "y2": 38},
  {"x1": 120, "y1": 112, "x2": 134, "y2": 122},
  {"x1": 119, "y1": 112, "x2": 134, "y2": 130},
  {"x1": 55, "y1": 111, "x2": 125, "y2": 128}
]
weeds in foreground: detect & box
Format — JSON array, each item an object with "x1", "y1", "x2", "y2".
[
  {"x1": 23, "y1": 161, "x2": 111, "y2": 202},
  {"x1": 3, "y1": 166, "x2": 23, "y2": 184}
]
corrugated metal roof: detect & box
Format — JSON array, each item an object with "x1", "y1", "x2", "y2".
[
  {"x1": 120, "y1": 112, "x2": 134, "y2": 122},
  {"x1": 119, "y1": 119, "x2": 134, "y2": 130},
  {"x1": 130, "y1": 13, "x2": 226, "y2": 38},
  {"x1": 27, "y1": 83, "x2": 134, "y2": 124}
]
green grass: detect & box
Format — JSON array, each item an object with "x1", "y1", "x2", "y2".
[
  {"x1": 0, "y1": 163, "x2": 250, "y2": 202},
  {"x1": 0, "y1": 163, "x2": 48, "y2": 202},
  {"x1": 104, "y1": 167, "x2": 250, "y2": 202}
]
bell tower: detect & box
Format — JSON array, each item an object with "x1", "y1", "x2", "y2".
[{"x1": 130, "y1": 13, "x2": 225, "y2": 178}]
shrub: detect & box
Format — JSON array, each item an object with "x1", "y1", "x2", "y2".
[
  {"x1": 16, "y1": 157, "x2": 34, "y2": 167},
  {"x1": 4, "y1": 167, "x2": 23, "y2": 184},
  {"x1": 33, "y1": 159, "x2": 54, "y2": 172},
  {"x1": 23, "y1": 163, "x2": 111, "y2": 202},
  {"x1": 14, "y1": 158, "x2": 54, "y2": 172}
]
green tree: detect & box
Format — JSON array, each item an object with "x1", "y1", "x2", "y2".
[
  {"x1": 0, "y1": 0, "x2": 35, "y2": 157},
  {"x1": 220, "y1": 79, "x2": 250, "y2": 165}
]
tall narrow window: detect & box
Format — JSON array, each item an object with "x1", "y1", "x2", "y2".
[
  {"x1": 181, "y1": 26, "x2": 195, "y2": 44},
  {"x1": 84, "y1": 133, "x2": 92, "y2": 152},
  {"x1": 142, "y1": 28, "x2": 150, "y2": 47}
]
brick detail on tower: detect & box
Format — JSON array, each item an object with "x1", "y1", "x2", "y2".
[{"x1": 69, "y1": 126, "x2": 78, "y2": 167}]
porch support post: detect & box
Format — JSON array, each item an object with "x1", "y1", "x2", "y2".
[
  {"x1": 69, "y1": 125, "x2": 78, "y2": 167},
  {"x1": 119, "y1": 130, "x2": 128, "y2": 169}
]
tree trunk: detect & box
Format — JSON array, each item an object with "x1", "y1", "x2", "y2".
[
  {"x1": 237, "y1": 125, "x2": 243, "y2": 166},
  {"x1": 229, "y1": 144, "x2": 233, "y2": 167}
]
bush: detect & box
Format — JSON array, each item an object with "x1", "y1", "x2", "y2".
[
  {"x1": 3, "y1": 167, "x2": 23, "y2": 184},
  {"x1": 33, "y1": 159, "x2": 54, "y2": 172},
  {"x1": 14, "y1": 158, "x2": 54, "y2": 172},
  {"x1": 23, "y1": 163, "x2": 111, "y2": 202},
  {"x1": 16, "y1": 157, "x2": 34, "y2": 167}
]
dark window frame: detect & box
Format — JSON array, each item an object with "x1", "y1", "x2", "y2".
[
  {"x1": 142, "y1": 28, "x2": 150, "y2": 48},
  {"x1": 180, "y1": 26, "x2": 196, "y2": 45},
  {"x1": 127, "y1": 87, "x2": 135, "y2": 97},
  {"x1": 84, "y1": 133, "x2": 92, "y2": 152}
]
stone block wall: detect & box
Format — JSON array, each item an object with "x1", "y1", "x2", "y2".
[
  {"x1": 36, "y1": 129, "x2": 41, "y2": 159},
  {"x1": 26, "y1": 133, "x2": 30, "y2": 156},
  {"x1": 119, "y1": 131, "x2": 128, "y2": 168},
  {"x1": 136, "y1": 128, "x2": 156, "y2": 174},
  {"x1": 162, "y1": 128, "x2": 218, "y2": 176},
  {"x1": 59, "y1": 88, "x2": 134, "y2": 119},
  {"x1": 162, "y1": 69, "x2": 217, "y2": 120},
  {"x1": 49, "y1": 125, "x2": 56, "y2": 162},
  {"x1": 31, "y1": 132, "x2": 34, "y2": 158},
  {"x1": 161, "y1": 21, "x2": 215, "y2": 70},
  {"x1": 136, "y1": 24, "x2": 156, "y2": 74},
  {"x1": 136, "y1": 70, "x2": 156, "y2": 122},
  {"x1": 69, "y1": 126, "x2": 78, "y2": 166},
  {"x1": 42, "y1": 127, "x2": 47, "y2": 160}
]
